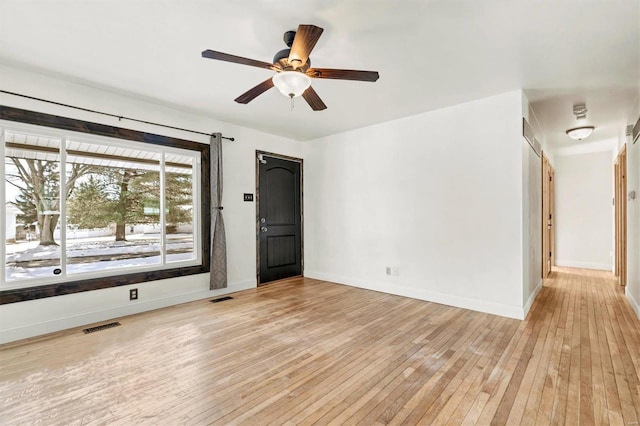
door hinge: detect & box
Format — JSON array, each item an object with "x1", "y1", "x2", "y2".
[
  {"x1": 549, "y1": 251, "x2": 552, "y2": 258},
  {"x1": 258, "y1": 154, "x2": 267, "y2": 164}
]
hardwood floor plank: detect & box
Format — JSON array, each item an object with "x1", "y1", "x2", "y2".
[
  {"x1": 586, "y1": 273, "x2": 608, "y2": 426},
  {"x1": 593, "y1": 275, "x2": 625, "y2": 425},
  {"x1": 533, "y1": 285, "x2": 568, "y2": 425},
  {"x1": 489, "y1": 287, "x2": 551, "y2": 424},
  {"x1": 511, "y1": 285, "x2": 559, "y2": 425},
  {"x1": 318, "y1": 310, "x2": 472, "y2": 425},
  {"x1": 408, "y1": 318, "x2": 515, "y2": 424},
  {"x1": 603, "y1": 288, "x2": 640, "y2": 425},
  {"x1": 1, "y1": 269, "x2": 639, "y2": 425},
  {"x1": 328, "y1": 310, "x2": 483, "y2": 425},
  {"x1": 390, "y1": 316, "x2": 504, "y2": 424},
  {"x1": 549, "y1": 270, "x2": 578, "y2": 425},
  {"x1": 520, "y1": 285, "x2": 564, "y2": 425},
  {"x1": 428, "y1": 321, "x2": 518, "y2": 423},
  {"x1": 565, "y1": 272, "x2": 583, "y2": 424}
]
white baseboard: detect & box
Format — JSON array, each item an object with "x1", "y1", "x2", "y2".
[
  {"x1": 0, "y1": 279, "x2": 256, "y2": 345},
  {"x1": 523, "y1": 279, "x2": 543, "y2": 319},
  {"x1": 305, "y1": 270, "x2": 525, "y2": 320},
  {"x1": 555, "y1": 260, "x2": 612, "y2": 271},
  {"x1": 627, "y1": 287, "x2": 640, "y2": 320}
]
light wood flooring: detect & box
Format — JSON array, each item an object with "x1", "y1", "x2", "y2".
[{"x1": 1, "y1": 267, "x2": 639, "y2": 425}]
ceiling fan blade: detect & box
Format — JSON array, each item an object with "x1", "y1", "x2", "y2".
[
  {"x1": 202, "y1": 50, "x2": 275, "y2": 70},
  {"x1": 234, "y1": 78, "x2": 275, "y2": 104},
  {"x1": 307, "y1": 68, "x2": 379, "y2": 82},
  {"x1": 302, "y1": 86, "x2": 327, "y2": 111},
  {"x1": 288, "y1": 25, "x2": 324, "y2": 67}
]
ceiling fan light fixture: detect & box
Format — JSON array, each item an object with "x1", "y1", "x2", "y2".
[
  {"x1": 566, "y1": 126, "x2": 595, "y2": 140},
  {"x1": 272, "y1": 71, "x2": 311, "y2": 98}
]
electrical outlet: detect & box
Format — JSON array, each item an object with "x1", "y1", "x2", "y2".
[
  {"x1": 392, "y1": 267, "x2": 400, "y2": 277},
  {"x1": 129, "y1": 288, "x2": 138, "y2": 300},
  {"x1": 386, "y1": 266, "x2": 391, "y2": 276}
]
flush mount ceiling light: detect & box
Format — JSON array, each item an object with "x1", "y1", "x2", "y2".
[
  {"x1": 272, "y1": 71, "x2": 311, "y2": 98},
  {"x1": 566, "y1": 126, "x2": 595, "y2": 140},
  {"x1": 566, "y1": 103, "x2": 595, "y2": 140}
]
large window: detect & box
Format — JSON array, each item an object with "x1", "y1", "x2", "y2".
[{"x1": 0, "y1": 107, "x2": 210, "y2": 304}]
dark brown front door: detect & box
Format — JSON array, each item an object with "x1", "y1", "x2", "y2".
[{"x1": 258, "y1": 154, "x2": 302, "y2": 284}]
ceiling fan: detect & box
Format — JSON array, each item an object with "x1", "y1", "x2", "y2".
[{"x1": 201, "y1": 24, "x2": 379, "y2": 111}]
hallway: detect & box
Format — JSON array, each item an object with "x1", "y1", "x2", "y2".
[
  {"x1": 493, "y1": 267, "x2": 640, "y2": 425},
  {"x1": 0, "y1": 268, "x2": 639, "y2": 424}
]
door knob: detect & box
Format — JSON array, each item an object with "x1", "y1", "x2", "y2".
[{"x1": 261, "y1": 227, "x2": 268, "y2": 232}]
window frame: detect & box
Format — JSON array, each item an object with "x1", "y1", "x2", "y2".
[{"x1": 0, "y1": 106, "x2": 211, "y2": 305}]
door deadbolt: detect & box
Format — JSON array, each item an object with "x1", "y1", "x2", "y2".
[{"x1": 260, "y1": 218, "x2": 266, "y2": 223}]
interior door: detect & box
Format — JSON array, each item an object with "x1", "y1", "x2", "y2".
[
  {"x1": 615, "y1": 145, "x2": 627, "y2": 286},
  {"x1": 541, "y1": 153, "x2": 554, "y2": 278},
  {"x1": 615, "y1": 162, "x2": 620, "y2": 277},
  {"x1": 549, "y1": 167, "x2": 555, "y2": 269},
  {"x1": 257, "y1": 154, "x2": 302, "y2": 284}
]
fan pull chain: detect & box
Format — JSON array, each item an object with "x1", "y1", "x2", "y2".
[{"x1": 290, "y1": 95, "x2": 294, "y2": 111}]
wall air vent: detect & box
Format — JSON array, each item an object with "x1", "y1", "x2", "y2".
[
  {"x1": 522, "y1": 118, "x2": 541, "y2": 156},
  {"x1": 633, "y1": 116, "x2": 640, "y2": 144},
  {"x1": 83, "y1": 322, "x2": 121, "y2": 334},
  {"x1": 210, "y1": 296, "x2": 233, "y2": 303}
]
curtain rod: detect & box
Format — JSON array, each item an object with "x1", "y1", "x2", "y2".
[{"x1": 0, "y1": 89, "x2": 235, "y2": 141}]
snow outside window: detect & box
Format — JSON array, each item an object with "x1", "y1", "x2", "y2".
[{"x1": 2, "y1": 125, "x2": 201, "y2": 289}]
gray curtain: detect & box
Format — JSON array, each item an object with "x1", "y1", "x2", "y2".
[{"x1": 210, "y1": 133, "x2": 227, "y2": 289}]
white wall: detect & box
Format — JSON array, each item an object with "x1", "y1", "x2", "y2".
[
  {"x1": 625, "y1": 91, "x2": 640, "y2": 318},
  {"x1": 0, "y1": 64, "x2": 303, "y2": 344},
  {"x1": 303, "y1": 90, "x2": 527, "y2": 319},
  {"x1": 522, "y1": 139, "x2": 542, "y2": 311},
  {"x1": 554, "y1": 150, "x2": 613, "y2": 271},
  {"x1": 0, "y1": 71, "x2": 541, "y2": 342}
]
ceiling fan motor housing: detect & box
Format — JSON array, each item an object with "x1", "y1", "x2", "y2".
[
  {"x1": 273, "y1": 48, "x2": 311, "y2": 70},
  {"x1": 273, "y1": 48, "x2": 290, "y2": 64}
]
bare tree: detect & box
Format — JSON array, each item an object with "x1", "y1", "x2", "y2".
[{"x1": 6, "y1": 158, "x2": 91, "y2": 246}]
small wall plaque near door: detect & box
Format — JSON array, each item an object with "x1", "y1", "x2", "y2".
[{"x1": 244, "y1": 193, "x2": 254, "y2": 202}]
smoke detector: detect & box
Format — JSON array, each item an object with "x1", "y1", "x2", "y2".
[{"x1": 572, "y1": 104, "x2": 588, "y2": 120}]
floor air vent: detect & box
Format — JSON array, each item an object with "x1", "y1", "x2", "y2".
[
  {"x1": 83, "y1": 322, "x2": 121, "y2": 334},
  {"x1": 211, "y1": 296, "x2": 233, "y2": 303}
]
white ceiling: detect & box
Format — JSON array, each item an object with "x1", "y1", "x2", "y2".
[{"x1": 0, "y1": 0, "x2": 638, "y2": 146}]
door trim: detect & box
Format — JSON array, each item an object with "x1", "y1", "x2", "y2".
[
  {"x1": 541, "y1": 151, "x2": 555, "y2": 279},
  {"x1": 255, "y1": 150, "x2": 304, "y2": 285},
  {"x1": 615, "y1": 144, "x2": 627, "y2": 286}
]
